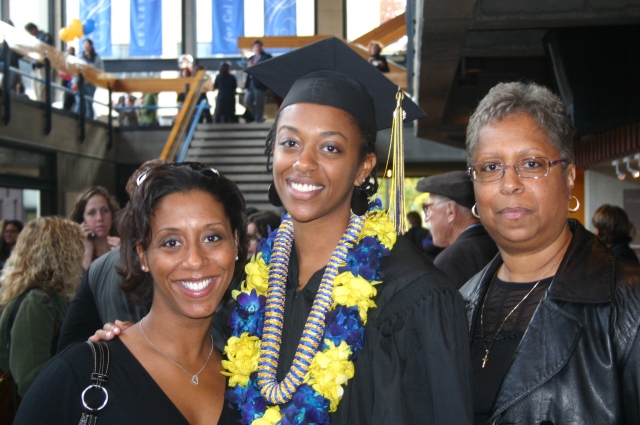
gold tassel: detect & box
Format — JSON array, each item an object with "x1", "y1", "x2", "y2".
[{"x1": 383, "y1": 88, "x2": 406, "y2": 235}]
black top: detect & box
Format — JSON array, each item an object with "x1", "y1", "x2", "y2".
[
  {"x1": 213, "y1": 73, "x2": 238, "y2": 116},
  {"x1": 610, "y1": 240, "x2": 639, "y2": 263},
  {"x1": 213, "y1": 236, "x2": 473, "y2": 425},
  {"x1": 470, "y1": 276, "x2": 552, "y2": 425},
  {"x1": 15, "y1": 338, "x2": 239, "y2": 424},
  {"x1": 434, "y1": 224, "x2": 499, "y2": 289}
]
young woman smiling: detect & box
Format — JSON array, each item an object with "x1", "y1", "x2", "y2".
[{"x1": 15, "y1": 164, "x2": 247, "y2": 424}]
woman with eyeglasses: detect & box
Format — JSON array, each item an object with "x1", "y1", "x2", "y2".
[
  {"x1": 14, "y1": 164, "x2": 246, "y2": 424},
  {"x1": 461, "y1": 82, "x2": 640, "y2": 425}
]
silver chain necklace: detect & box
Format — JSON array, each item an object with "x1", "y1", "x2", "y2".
[{"x1": 139, "y1": 317, "x2": 214, "y2": 385}]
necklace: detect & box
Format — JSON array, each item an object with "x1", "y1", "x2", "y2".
[
  {"x1": 479, "y1": 256, "x2": 562, "y2": 369},
  {"x1": 139, "y1": 317, "x2": 214, "y2": 385},
  {"x1": 222, "y1": 203, "x2": 397, "y2": 424}
]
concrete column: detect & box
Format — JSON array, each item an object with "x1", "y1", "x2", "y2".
[
  {"x1": 183, "y1": 0, "x2": 197, "y2": 55},
  {"x1": 316, "y1": 0, "x2": 344, "y2": 38}
]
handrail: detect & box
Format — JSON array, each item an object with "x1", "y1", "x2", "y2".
[
  {"x1": 159, "y1": 68, "x2": 208, "y2": 160},
  {"x1": 176, "y1": 99, "x2": 209, "y2": 162},
  {"x1": 351, "y1": 13, "x2": 406, "y2": 48}
]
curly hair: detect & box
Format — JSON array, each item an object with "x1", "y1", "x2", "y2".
[
  {"x1": 466, "y1": 82, "x2": 575, "y2": 166},
  {"x1": 0, "y1": 217, "x2": 85, "y2": 306},
  {"x1": 117, "y1": 164, "x2": 247, "y2": 305},
  {"x1": 68, "y1": 186, "x2": 120, "y2": 236},
  {"x1": 592, "y1": 204, "x2": 634, "y2": 246},
  {"x1": 264, "y1": 107, "x2": 379, "y2": 198}
]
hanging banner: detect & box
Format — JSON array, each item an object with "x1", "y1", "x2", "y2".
[
  {"x1": 212, "y1": 0, "x2": 244, "y2": 54},
  {"x1": 129, "y1": 0, "x2": 163, "y2": 56},
  {"x1": 264, "y1": 0, "x2": 296, "y2": 36},
  {"x1": 80, "y1": 0, "x2": 112, "y2": 57}
]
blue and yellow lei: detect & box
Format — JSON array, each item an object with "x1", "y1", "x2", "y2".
[{"x1": 222, "y1": 201, "x2": 396, "y2": 425}]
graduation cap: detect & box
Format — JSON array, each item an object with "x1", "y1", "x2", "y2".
[
  {"x1": 245, "y1": 37, "x2": 426, "y2": 233},
  {"x1": 245, "y1": 37, "x2": 425, "y2": 137}
]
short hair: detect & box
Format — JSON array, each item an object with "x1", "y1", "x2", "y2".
[
  {"x1": 592, "y1": 204, "x2": 634, "y2": 246},
  {"x1": 466, "y1": 82, "x2": 575, "y2": 166},
  {"x1": 125, "y1": 159, "x2": 169, "y2": 198},
  {"x1": 0, "y1": 217, "x2": 84, "y2": 306},
  {"x1": 253, "y1": 40, "x2": 263, "y2": 46},
  {"x1": 24, "y1": 23, "x2": 38, "y2": 32},
  {"x1": 68, "y1": 186, "x2": 121, "y2": 236},
  {"x1": 117, "y1": 164, "x2": 247, "y2": 304},
  {"x1": 248, "y1": 211, "x2": 281, "y2": 239}
]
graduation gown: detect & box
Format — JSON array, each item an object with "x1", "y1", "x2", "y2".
[{"x1": 213, "y1": 236, "x2": 473, "y2": 425}]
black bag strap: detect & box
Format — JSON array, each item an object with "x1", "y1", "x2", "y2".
[{"x1": 78, "y1": 341, "x2": 110, "y2": 425}]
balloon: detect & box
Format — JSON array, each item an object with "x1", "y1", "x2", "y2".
[
  {"x1": 82, "y1": 19, "x2": 96, "y2": 35},
  {"x1": 69, "y1": 18, "x2": 84, "y2": 39},
  {"x1": 59, "y1": 27, "x2": 73, "y2": 43}
]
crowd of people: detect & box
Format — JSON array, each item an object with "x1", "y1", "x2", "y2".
[{"x1": 0, "y1": 37, "x2": 639, "y2": 425}]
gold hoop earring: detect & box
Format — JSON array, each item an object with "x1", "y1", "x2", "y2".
[
  {"x1": 569, "y1": 196, "x2": 580, "y2": 213},
  {"x1": 471, "y1": 203, "x2": 480, "y2": 219}
]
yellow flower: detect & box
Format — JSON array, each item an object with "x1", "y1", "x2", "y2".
[
  {"x1": 251, "y1": 406, "x2": 283, "y2": 425},
  {"x1": 306, "y1": 340, "x2": 355, "y2": 412},
  {"x1": 221, "y1": 332, "x2": 261, "y2": 387},
  {"x1": 359, "y1": 210, "x2": 397, "y2": 249},
  {"x1": 233, "y1": 254, "x2": 270, "y2": 299},
  {"x1": 332, "y1": 272, "x2": 379, "y2": 323}
]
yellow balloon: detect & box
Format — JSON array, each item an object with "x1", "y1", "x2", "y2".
[
  {"x1": 58, "y1": 27, "x2": 72, "y2": 43},
  {"x1": 69, "y1": 18, "x2": 84, "y2": 38}
]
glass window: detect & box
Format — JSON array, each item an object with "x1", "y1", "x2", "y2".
[
  {"x1": 0, "y1": 147, "x2": 50, "y2": 178},
  {"x1": 9, "y1": 0, "x2": 49, "y2": 36},
  {"x1": 346, "y1": 0, "x2": 406, "y2": 51}
]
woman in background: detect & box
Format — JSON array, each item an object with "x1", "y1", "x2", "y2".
[
  {"x1": 245, "y1": 210, "x2": 281, "y2": 259},
  {"x1": 592, "y1": 204, "x2": 639, "y2": 263},
  {"x1": 0, "y1": 217, "x2": 84, "y2": 403},
  {"x1": 69, "y1": 186, "x2": 121, "y2": 269},
  {"x1": 0, "y1": 219, "x2": 23, "y2": 267},
  {"x1": 73, "y1": 39, "x2": 103, "y2": 118},
  {"x1": 213, "y1": 62, "x2": 238, "y2": 123}
]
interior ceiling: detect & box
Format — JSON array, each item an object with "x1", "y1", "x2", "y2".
[{"x1": 417, "y1": 0, "x2": 640, "y2": 148}]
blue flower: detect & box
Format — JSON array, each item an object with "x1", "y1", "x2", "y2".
[
  {"x1": 339, "y1": 236, "x2": 389, "y2": 280},
  {"x1": 256, "y1": 225, "x2": 278, "y2": 265},
  {"x1": 228, "y1": 289, "x2": 266, "y2": 337},
  {"x1": 280, "y1": 384, "x2": 331, "y2": 425},
  {"x1": 225, "y1": 374, "x2": 268, "y2": 425},
  {"x1": 324, "y1": 305, "x2": 365, "y2": 356},
  {"x1": 368, "y1": 198, "x2": 382, "y2": 211}
]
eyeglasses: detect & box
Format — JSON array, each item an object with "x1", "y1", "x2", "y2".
[
  {"x1": 468, "y1": 157, "x2": 566, "y2": 182},
  {"x1": 136, "y1": 162, "x2": 220, "y2": 186}
]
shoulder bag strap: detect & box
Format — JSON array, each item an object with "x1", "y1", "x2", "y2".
[{"x1": 78, "y1": 341, "x2": 110, "y2": 425}]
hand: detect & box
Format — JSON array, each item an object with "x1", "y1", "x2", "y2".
[
  {"x1": 88, "y1": 320, "x2": 133, "y2": 342},
  {"x1": 107, "y1": 236, "x2": 121, "y2": 250},
  {"x1": 81, "y1": 221, "x2": 95, "y2": 270}
]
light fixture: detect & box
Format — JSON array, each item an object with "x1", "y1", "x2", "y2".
[
  {"x1": 624, "y1": 156, "x2": 640, "y2": 179},
  {"x1": 613, "y1": 159, "x2": 626, "y2": 180}
]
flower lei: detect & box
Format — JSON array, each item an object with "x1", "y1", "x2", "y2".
[{"x1": 222, "y1": 200, "x2": 397, "y2": 425}]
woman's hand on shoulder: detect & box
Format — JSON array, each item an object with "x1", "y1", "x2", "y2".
[
  {"x1": 88, "y1": 320, "x2": 133, "y2": 342},
  {"x1": 107, "y1": 236, "x2": 121, "y2": 250}
]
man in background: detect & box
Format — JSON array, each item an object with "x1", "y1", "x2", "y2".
[
  {"x1": 243, "y1": 40, "x2": 272, "y2": 123},
  {"x1": 24, "y1": 23, "x2": 53, "y2": 102}
]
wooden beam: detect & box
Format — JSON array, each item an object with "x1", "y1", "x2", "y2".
[
  {"x1": 352, "y1": 13, "x2": 406, "y2": 48},
  {"x1": 111, "y1": 77, "x2": 213, "y2": 93},
  {"x1": 348, "y1": 43, "x2": 407, "y2": 90},
  {"x1": 237, "y1": 35, "x2": 333, "y2": 52}
]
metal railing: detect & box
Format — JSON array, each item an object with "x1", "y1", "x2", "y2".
[{"x1": 176, "y1": 98, "x2": 210, "y2": 162}]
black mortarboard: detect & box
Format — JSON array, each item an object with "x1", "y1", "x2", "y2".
[
  {"x1": 416, "y1": 171, "x2": 476, "y2": 209},
  {"x1": 244, "y1": 37, "x2": 425, "y2": 136}
]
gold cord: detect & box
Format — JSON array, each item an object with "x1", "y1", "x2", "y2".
[{"x1": 383, "y1": 88, "x2": 406, "y2": 234}]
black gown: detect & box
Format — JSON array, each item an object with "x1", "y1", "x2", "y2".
[
  {"x1": 213, "y1": 236, "x2": 473, "y2": 425},
  {"x1": 14, "y1": 338, "x2": 239, "y2": 424}
]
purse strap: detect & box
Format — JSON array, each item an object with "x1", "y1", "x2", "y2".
[{"x1": 78, "y1": 341, "x2": 110, "y2": 425}]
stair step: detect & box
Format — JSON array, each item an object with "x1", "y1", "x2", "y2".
[
  {"x1": 243, "y1": 193, "x2": 271, "y2": 202},
  {"x1": 193, "y1": 130, "x2": 270, "y2": 139},
  {"x1": 245, "y1": 202, "x2": 278, "y2": 212},
  {"x1": 236, "y1": 183, "x2": 270, "y2": 192},
  {"x1": 187, "y1": 147, "x2": 266, "y2": 156},
  {"x1": 190, "y1": 139, "x2": 266, "y2": 148},
  {"x1": 224, "y1": 173, "x2": 272, "y2": 182},
  {"x1": 183, "y1": 155, "x2": 268, "y2": 164},
  {"x1": 196, "y1": 123, "x2": 272, "y2": 131}
]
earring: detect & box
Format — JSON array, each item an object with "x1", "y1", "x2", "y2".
[
  {"x1": 235, "y1": 256, "x2": 239, "y2": 261},
  {"x1": 471, "y1": 204, "x2": 480, "y2": 219},
  {"x1": 268, "y1": 183, "x2": 283, "y2": 207},
  {"x1": 141, "y1": 265, "x2": 145, "y2": 271},
  {"x1": 569, "y1": 196, "x2": 580, "y2": 213},
  {"x1": 351, "y1": 186, "x2": 368, "y2": 216}
]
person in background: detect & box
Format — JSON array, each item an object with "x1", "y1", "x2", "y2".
[
  {"x1": 417, "y1": 170, "x2": 498, "y2": 289},
  {"x1": 367, "y1": 41, "x2": 390, "y2": 73},
  {"x1": 461, "y1": 81, "x2": 640, "y2": 424},
  {"x1": 405, "y1": 211, "x2": 430, "y2": 251},
  {"x1": 246, "y1": 210, "x2": 281, "y2": 259},
  {"x1": 0, "y1": 217, "x2": 84, "y2": 412},
  {"x1": 68, "y1": 186, "x2": 120, "y2": 270},
  {"x1": 57, "y1": 160, "x2": 167, "y2": 351},
  {"x1": 177, "y1": 67, "x2": 213, "y2": 124},
  {"x1": 16, "y1": 164, "x2": 246, "y2": 424},
  {"x1": 213, "y1": 62, "x2": 238, "y2": 123},
  {"x1": 59, "y1": 45, "x2": 76, "y2": 111},
  {"x1": 139, "y1": 93, "x2": 159, "y2": 126},
  {"x1": 0, "y1": 20, "x2": 22, "y2": 93},
  {"x1": 73, "y1": 39, "x2": 103, "y2": 118},
  {"x1": 0, "y1": 219, "x2": 23, "y2": 268},
  {"x1": 114, "y1": 93, "x2": 139, "y2": 126},
  {"x1": 24, "y1": 23, "x2": 53, "y2": 102},
  {"x1": 243, "y1": 40, "x2": 272, "y2": 123},
  {"x1": 592, "y1": 204, "x2": 639, "y2": 263}
]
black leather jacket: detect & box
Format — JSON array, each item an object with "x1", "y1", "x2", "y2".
[{"x1": 460, "y1": 220, "x2": 640, "y2": 425}]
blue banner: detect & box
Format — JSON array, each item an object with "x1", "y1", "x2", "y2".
[
  {"x1": 265, "y1": 0, "x2": 296, "y2": 36},
  {"x1": 212, "y1": 0, "x2": 244, "y2": 54},
  {"x1": 129, "y1": 0, "x2": 162, "y2": 56},
  {"x1": 80, "y1": 0, "x2": 112, "y2": 57}
]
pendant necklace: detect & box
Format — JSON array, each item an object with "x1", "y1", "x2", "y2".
[{"x1": 140, "y1": 317, "x2": 214, "y2": 385}]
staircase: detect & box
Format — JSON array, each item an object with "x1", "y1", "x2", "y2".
[{"x1": 182, "y1": 123, "x2": 275, "y2": 211}]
